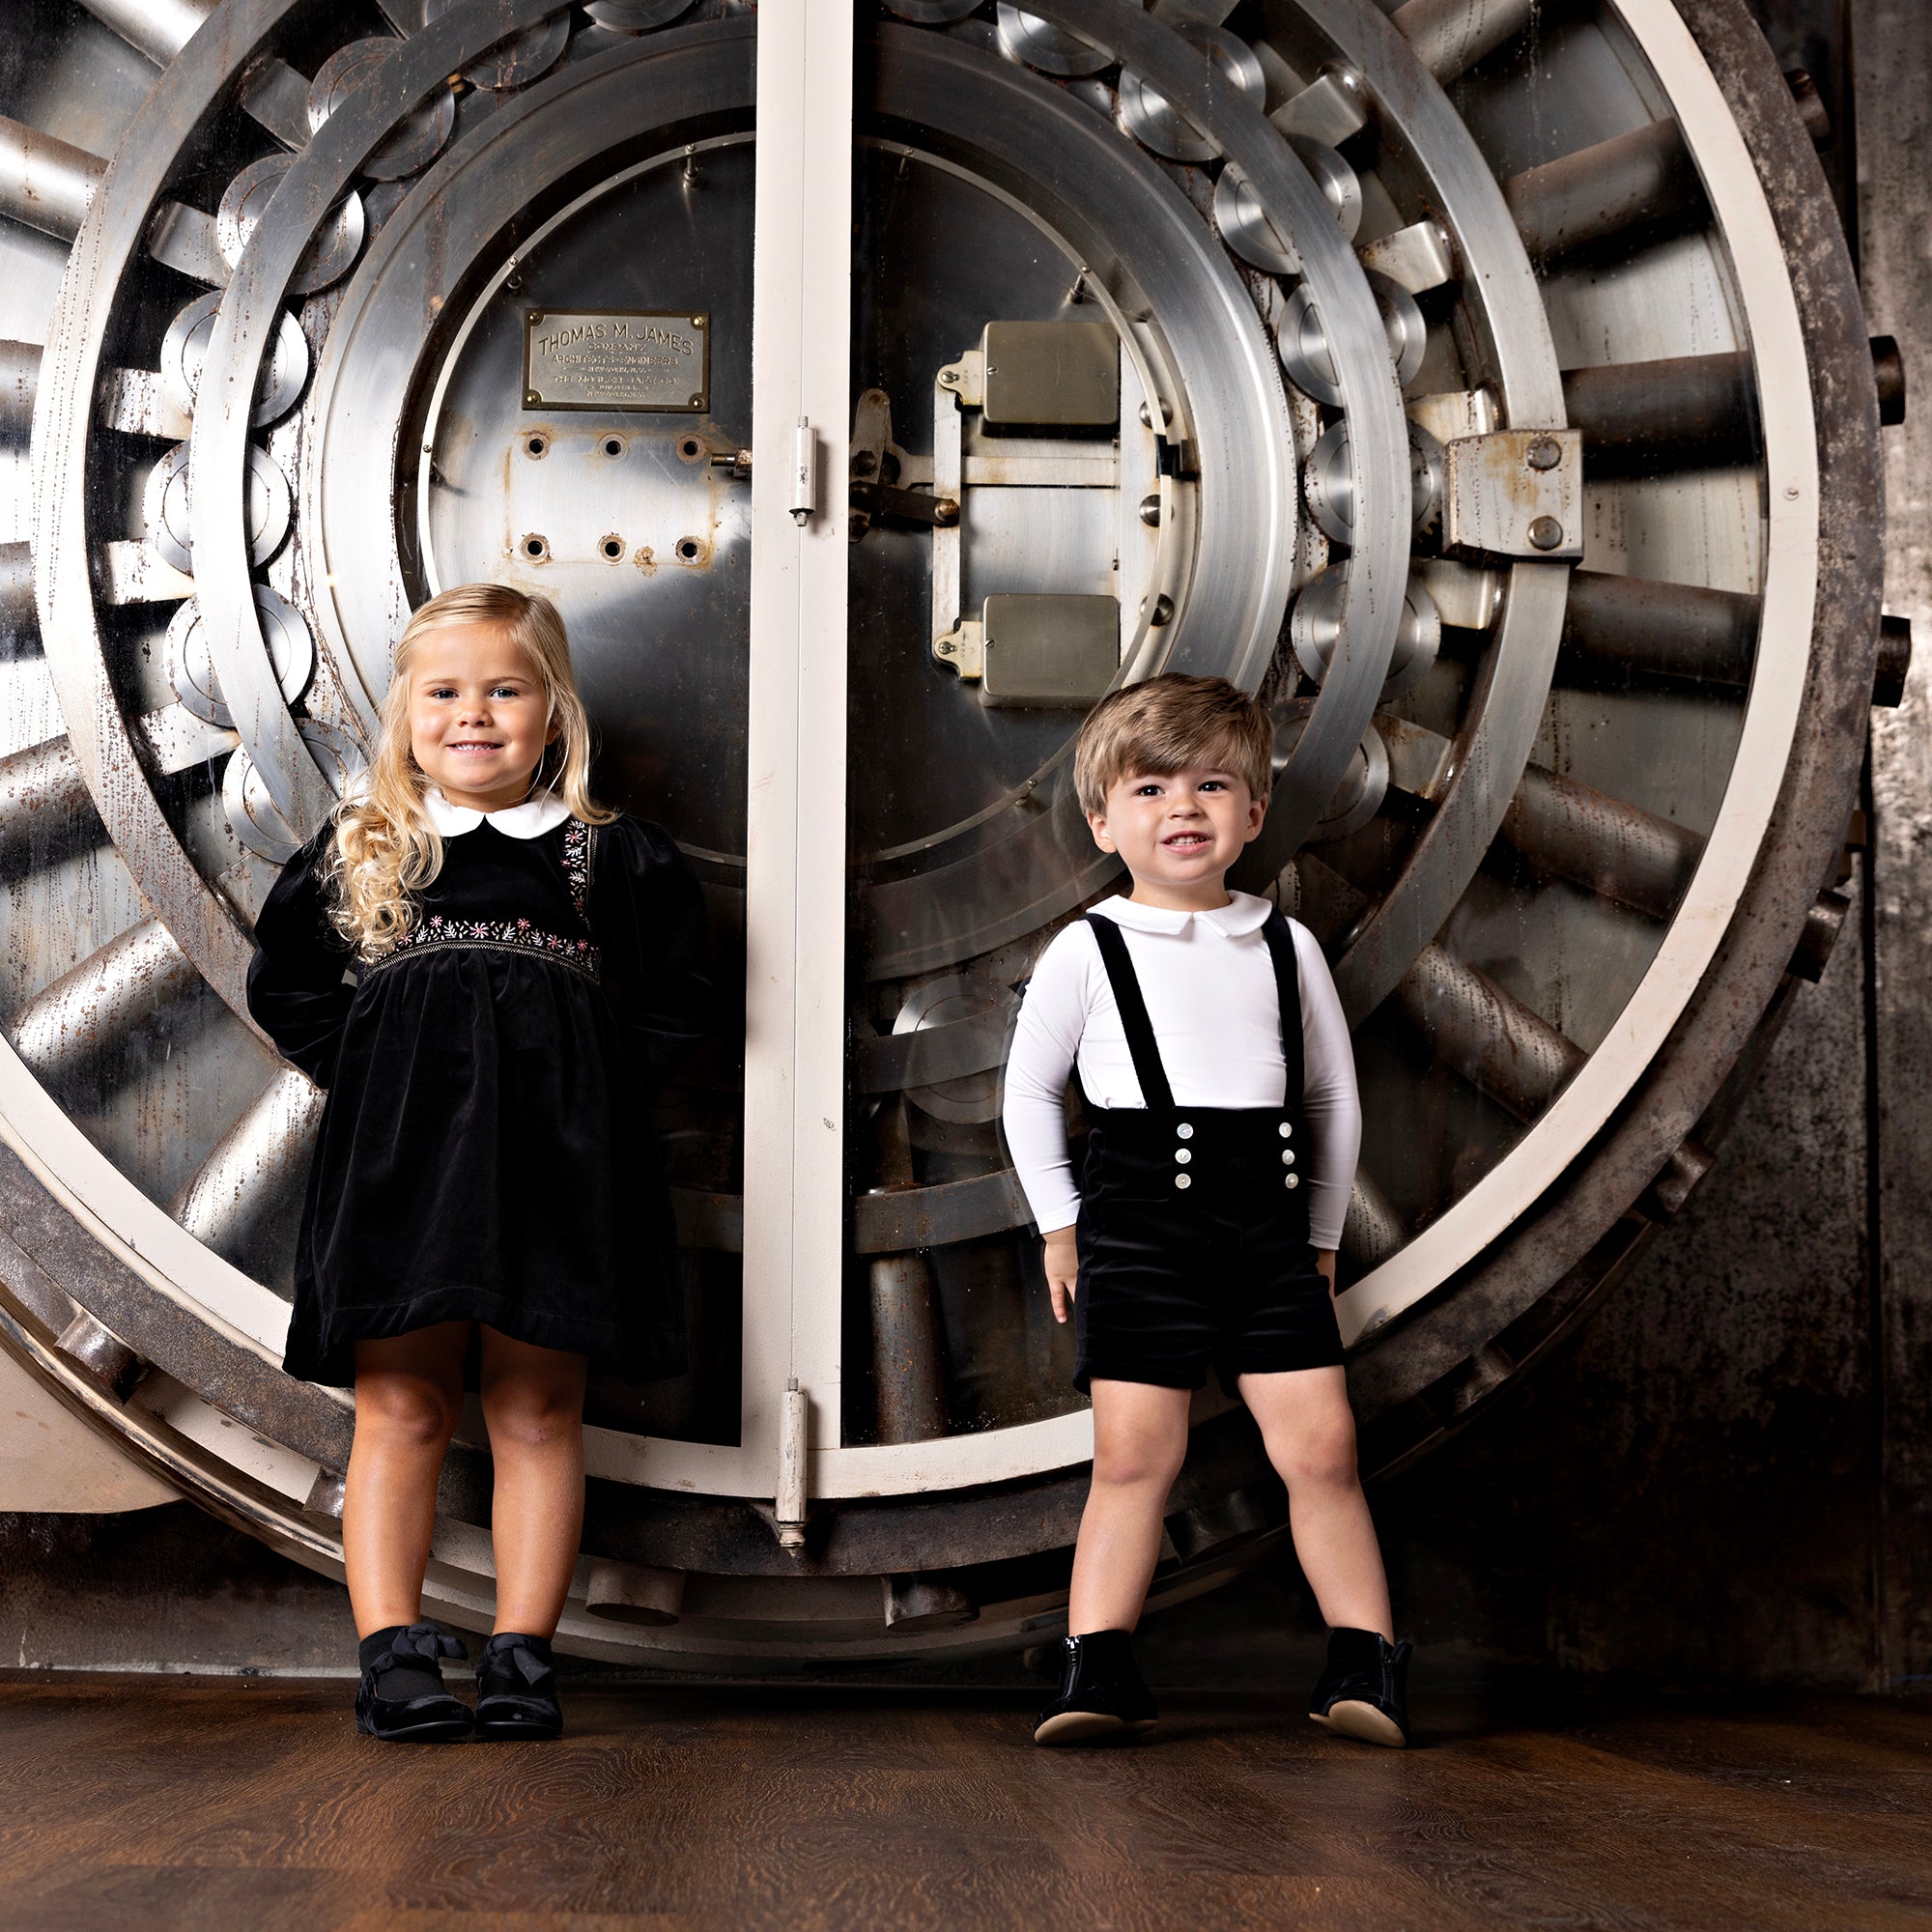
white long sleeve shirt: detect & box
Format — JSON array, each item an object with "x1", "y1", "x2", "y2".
[{"x1": 1001, "y1": 893, "x2": 1361, "y2": 1248}]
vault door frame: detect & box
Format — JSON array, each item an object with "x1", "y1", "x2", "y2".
[{"x1": 739, "y1": 0, "x2": 855, "y2": 1482}]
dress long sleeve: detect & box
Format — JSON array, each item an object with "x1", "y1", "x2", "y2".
[
  {"x1": 246, "y1": 832, "x2": 357, "y2": 1088},
  {"x1": 590, "y1": 816, "x2": 716, "y2": 1093}
]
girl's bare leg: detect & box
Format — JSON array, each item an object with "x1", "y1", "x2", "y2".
[
  {"x1": 1240, "y1": 1365, "x2": 1393, "y2": 1639},
  {"x1": 1066, "y1": 1380, "x2": 1193, "y2": 1634},
  {"x1": 478, "y1": 1328, "x2": 588, "y2": 1638},
  {"x1": 345, "y1": 1322, "x2": 470, "y2": 1636}
]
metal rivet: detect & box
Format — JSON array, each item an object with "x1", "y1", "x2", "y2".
[
  {"x1": 1139, "y1": 494, "x2": 1161, "y2": 527},
  {"x1": 1177, "y1": 1123, "x2": 1193, "y2": 1139},
  {"x1": 1526, "y1": 435, "x2": 1563, "y2": 471},
  {"x1": 1175, "y1": 1173, "x2": 1192, "y2": 1190},
  {"x1": 1175, "y1": 1149, "x2": 1191, "y2": 1165},
  {"x1": 1528, "y1": 515, "x2": 1565, "y2": 551}
]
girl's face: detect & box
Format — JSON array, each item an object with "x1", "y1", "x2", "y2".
[{"x1": 407, "y1": 622, "x2": 557, "y2": 812}]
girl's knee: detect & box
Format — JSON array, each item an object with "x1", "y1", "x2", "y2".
[
  {"x1": 483, "y1": 1381, "x2": 583, "y2": 1455},
  {"x1": 355, "y1": 1376, "x2": 461, "y2": 1449}
]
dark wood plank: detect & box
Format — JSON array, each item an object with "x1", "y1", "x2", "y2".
[{"x1": 0, "y1": 1679, "x2": 1928, "y2": 1931}]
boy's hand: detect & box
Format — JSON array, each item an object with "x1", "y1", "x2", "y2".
[{"x1": 1042, "y1": 1226, "x2": 1079, "y2": 1322}]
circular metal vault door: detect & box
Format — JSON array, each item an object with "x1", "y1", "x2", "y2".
[{"x1": 0, "y1": 0, "x2": 1891, "y2": 1662}]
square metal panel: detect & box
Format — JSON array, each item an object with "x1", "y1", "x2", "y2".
[
  {"x1": 980, "y1": 321, "x2": 1118, "y2": 428},
  {"x1": 980, "y1": 593, "x2": 1120, "y2": 707}
]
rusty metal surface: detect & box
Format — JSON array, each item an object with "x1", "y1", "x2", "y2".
[
  {"x1": 1395, "y1": 942, "x2": 1584, "y2": 1125},
  {"x1": 0, "y1": 113, "x2": 104, "y2": 243},
  {"x1": 0, "y1": 734, "x2": 96, "y2": 875},
  {"x1": 1500, "y1": 762, "x2": 1705, "y2": 923},
  {"x1": 1562, "y1": 352, "x2": 1759, "y2": 475},
  {"x1": 1346, "y1": 0, "x2": 1887, "y2": 1426},
  {"x1": 867, "y1": 1248, "x2": 951, "y2": 1444},
  {"x1": 1555, "y1": 569, "x2": 1760, "y2": 690},
  {"x1": 1502, "y1": 118, "x2": 1704, "y2": 265},
  {"x1": 1852, "y1": 0, "x2": 1932, "y2": 1693}
]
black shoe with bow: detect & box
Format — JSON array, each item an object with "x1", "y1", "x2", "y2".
[
  {"x1": 474, "y1": 1631, "x2": 563, "y2": 1741},
  {"x1": 355, "y1": 1622, "x2": 472, "y2": 1743},
  {"x1": 1033, "y1": 1629, "x2": 1159, "y2": 1747},
  {"x1": 1308, "y1": 1627, "x2": 1411, "y2": 1747}
]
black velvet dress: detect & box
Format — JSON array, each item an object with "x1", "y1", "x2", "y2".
[{"x1": 246, "y1": 809, "x2": 712, "y2": 1388}]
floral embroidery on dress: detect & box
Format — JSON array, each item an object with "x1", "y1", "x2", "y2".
[
  {"x1": 369, "y1": 819, "x2": 600, "y2": 981},
  {"x1": 561, "y1": 817, "x2": 591, "y2": 916}
]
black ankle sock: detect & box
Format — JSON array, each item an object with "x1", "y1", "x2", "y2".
[{"x1": 359, "y1": 1626, "x2": 446, "y2": 1703}]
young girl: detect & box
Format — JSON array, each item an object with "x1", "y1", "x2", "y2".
[{"x1": 247, "y1": 583, "x2": 711, "y2": 1743}]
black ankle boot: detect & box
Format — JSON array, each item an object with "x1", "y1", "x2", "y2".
[
  {"x1": 474, "y1": 1631, "x2": 563, "y2": 1741},
  {"x1": 1033, "y1": 1629, "x2": 1158, "y2": 1747},
  {"x1": 355, "y1": 1622, "x2": 471, "y2": 1743},
  {"x1": 1308, "y1": 1627, "x2": 1411, "y2": 1747}
]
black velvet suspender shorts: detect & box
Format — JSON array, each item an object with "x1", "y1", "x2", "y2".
[{"x1": 1072, "y1": 911, "x2": 1345, "y2": 1396}]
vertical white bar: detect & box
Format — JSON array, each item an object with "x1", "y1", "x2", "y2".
[{"x1": 743, "y1": 0, "x2": 854, "y2": 1471}]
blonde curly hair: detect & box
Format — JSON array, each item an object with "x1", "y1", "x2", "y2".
[{"x1": 325, "y1": 583, "x2": 613, "y2": 959}]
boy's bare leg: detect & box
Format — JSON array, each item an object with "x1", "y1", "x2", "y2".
[
  {"x1": 1240, "y1": 1366, "x2": 1394, "y2": 1640},
  {"x1": 479, "y1": 1327, "x2": 589, "y2": 1638},
  {"x1": 1067, "y1": 1379, "x2": 1193, "y2": 1634},
  {"x1": 345, "y1": 1321, "x2": 469, "y2": 1635}
]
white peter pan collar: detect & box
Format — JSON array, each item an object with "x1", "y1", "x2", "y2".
[
  {"x1": 1092, "y1": 890, "x2": 1274, "y2": 937},
  {"x1": 422, "y1": 785, "x2": 571, "y2": 839}
]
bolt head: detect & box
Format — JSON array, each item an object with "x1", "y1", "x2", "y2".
[
  {"x1": 1528, "y1": 515, "x2": 1565, "y2": 551},
  {"x1": 1139, "y1": 494, "x2": 1162, "y2": 527},
  {"x1": 1526, "y1": 436, "x2": 1563, "y2": 471}
]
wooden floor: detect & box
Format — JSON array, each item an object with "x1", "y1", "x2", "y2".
[{"x1": 0, "y1": 1676, "x2": 1927, "y2": 1930}]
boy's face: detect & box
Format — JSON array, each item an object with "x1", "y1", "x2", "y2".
[{"x1": 1088, "y1": 758, "x2": 1266, "y2": 904}]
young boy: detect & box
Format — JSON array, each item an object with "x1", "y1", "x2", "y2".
[{"x1": 1003, "y1": 673, "x2": 1409, "y2": 1748}]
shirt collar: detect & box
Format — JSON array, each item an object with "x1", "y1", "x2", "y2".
[
  {"x1": 1093, "y1": 891, "x2": 1274, "y2": 937},
  {"x1": 422, "y1": 786, "x2": 572, "y2": 840}
]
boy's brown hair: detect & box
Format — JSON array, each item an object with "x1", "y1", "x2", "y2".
[{"x1": 1073, "y1": 673, "x2": 1274, "y2": 817}]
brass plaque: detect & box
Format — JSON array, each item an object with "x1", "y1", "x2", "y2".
[{"x1": 523, "y1": 309, "x2": 710, "y2": 412}]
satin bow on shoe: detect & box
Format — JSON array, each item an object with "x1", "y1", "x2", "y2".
[
  {"x1": 474, "y1": 1632, "x2": 564, "y2": 1742},
  {"x1": 383, "y1": 1621, "x2": 468, "y2": 1668}
]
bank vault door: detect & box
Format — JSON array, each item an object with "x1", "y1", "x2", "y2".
[{"x1": 0, "y1": 0, "x2": 1892, "y2": 1662}]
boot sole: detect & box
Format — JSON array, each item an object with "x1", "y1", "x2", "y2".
[
  {"x1": 1033, "y1": 1711, "x2": 1157, "y2": 1747},
  {"x1": 1310, "y1": 1702, "x2": 1406, "y2": 1748}
]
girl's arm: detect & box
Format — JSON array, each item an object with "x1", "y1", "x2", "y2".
[
  {"x1": 594, "y1": 817, "x2": 717, "y2": 1094},
  {"x1": 1293, "y1": 923, "x2": 1362, "y2": 1255},
  {"x1": 245, "y1": 832, "x2": 357, "y2": 1088}
]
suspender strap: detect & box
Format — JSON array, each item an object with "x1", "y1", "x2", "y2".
[
  {"x1": 1260, "y1": 911, "x2": 1304, "y2": 1110},
  {"x1": 1083, "y1": 915, "x2": 1176, "y2": 1111},
  {"x1": 1086, "y1": 908, "x2": 1305, "y2": 1112}
]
